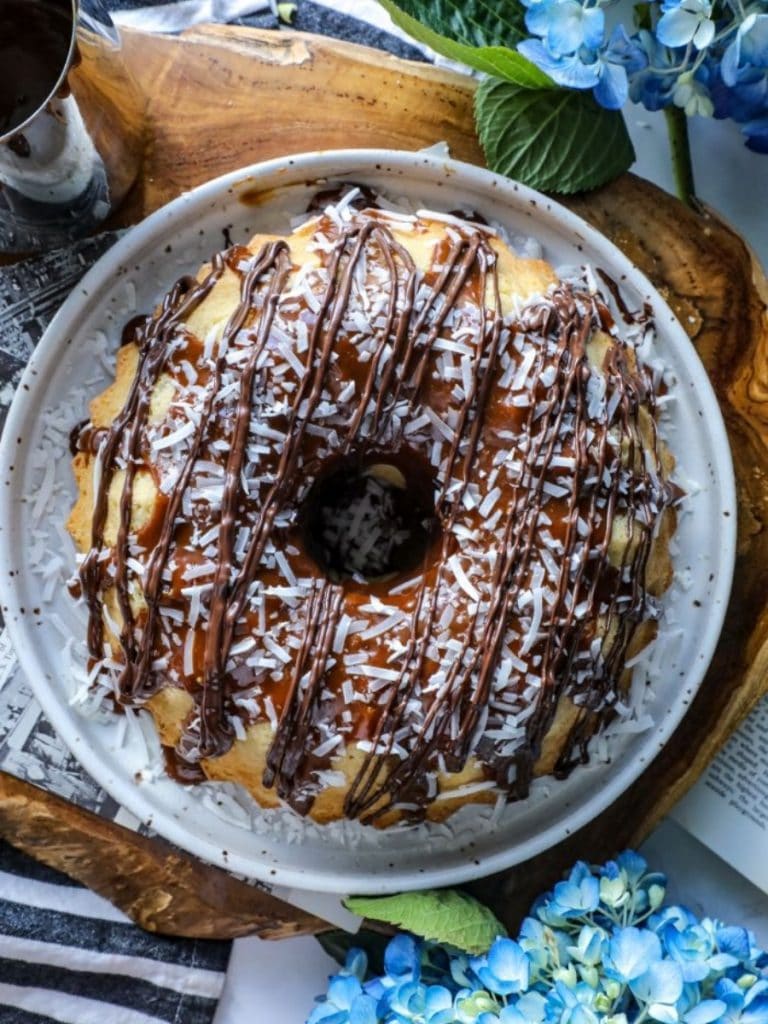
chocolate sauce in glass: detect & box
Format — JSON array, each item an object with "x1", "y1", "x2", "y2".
[
  {"x1": 76, "y1": 205, "x2": 677, "y2": 823},
  {"x1": 0, "y1": 0, "x2": 73, "y2": 137}
]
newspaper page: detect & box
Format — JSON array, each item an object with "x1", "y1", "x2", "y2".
[
  {"x1": 673, "y1": 696, "x2": 768, "y2": 892},
  {"x1": 0, "y1": 238, "x2": 357, "y2": 931}
]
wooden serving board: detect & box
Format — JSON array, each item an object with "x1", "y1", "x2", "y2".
[{"x1": 2, "y1": 22, "x2": 767, "y2": 939}]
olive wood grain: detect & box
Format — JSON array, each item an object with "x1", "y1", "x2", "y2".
[
  {"x1": 1, "y1": 22, "x2": 766, "y2": 937},
  {"x1": 0, "y1": 772, "x2": 325, "y2": 939}
]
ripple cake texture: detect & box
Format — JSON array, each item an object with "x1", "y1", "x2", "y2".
[{"x1": 67, "y1": 190, "x2": 678, "y2": 828}]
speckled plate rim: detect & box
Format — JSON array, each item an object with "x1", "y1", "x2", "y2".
[{"x1": 0, "y1": 149, "x2": 737, "y2": 894}]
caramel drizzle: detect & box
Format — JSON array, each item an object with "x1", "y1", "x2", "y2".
[
  {"x1": 81, "y1": 263, "x2": 226, "y2": 676},
  {"x1": 343, "y1": 242, "x2": 504, "y2": 819},
  {"x1": 348, "y1": 286, "x2": 666, "y2": 822},
  {"x1": 263, "y1": 580, "x2": 345, "y2": 798},
  {"x1": 79, "y1": 208, "x2": 673, "y2": 822}
]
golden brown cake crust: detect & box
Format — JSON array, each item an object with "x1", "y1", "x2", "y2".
[{"x1": 68, "y1": 195, "x2": 678, "y2": 827}]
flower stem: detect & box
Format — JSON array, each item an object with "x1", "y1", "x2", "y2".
[{"x1": 664, "y1": 105, "x2": 696, "y2": 207}]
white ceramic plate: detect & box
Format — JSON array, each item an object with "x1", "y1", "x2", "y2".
[{"x1": 0, "y1": 150, "x2": 736, "y2": 894}]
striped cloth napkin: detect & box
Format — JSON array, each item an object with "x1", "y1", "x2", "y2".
[{"x1": 0, "y1": 840, "x2": 229, "y2": 1023}]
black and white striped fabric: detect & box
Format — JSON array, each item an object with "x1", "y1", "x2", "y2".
[
  {"x1": 0, "y1": 841, "x2": 229, "y2": 1023},
  {"x1": 0, "y1": 1, "x2": 425, "y2": 1019}
]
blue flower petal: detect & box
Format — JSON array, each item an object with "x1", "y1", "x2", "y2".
[
  {"x1": 345, "y1": 949, "x2": 368, "y2": 982},
  {"x1": 744, "y1": 991, "x2": 768, "y2": 1024},
  {"x1": 693, "y1": 17, "x2": 715, "y2": 49},
  {"x1": 630, "y1": 961, "x2": 684, "y2": 1006},
  {"x1": 307, "y1": 1004, "x2": 348, "y2": 1024},
  {"x1": 472, "y1": 938, "x2": 530, "y2": 997},
  {"x1": 616, "y1": 851, "x2": 649, "y2": 883},
  {"x1": 363, "y1": 977, "x2": 387, "y2": 1001},
  {"x1": 657, "y1": 7, "x2": 701, "y2": 47},
  {"x1": 739, "y1": 13, "x2": 768, "y2": 66},
  {"x1": 424, "y1": 984, "x2": 453, "y2": 1018},
  {"x1": 488, "y1": 938, "x2": 530, "y2": 985},
  {"x1": 518, "y1": 39, "x2": 601, "y2": 88},
  {"x1": 714, "y1": 977, "x2": 743, "y2": 1008},
  {"x1": 552, "y1": 873, "x2": 601, "y2": 917},
  {"x1": 607, "y1": 928, "x2": 663, "y2": 983},
  {"x1": 525, "y1": 0, "x2": 560, "y2": 39},
  {"x1": 523, "y1": 0, "x2": 605, "y2": 57},
  {"x1": 717, "y1": 926, "x2": 751, "y2": 960},
  {"x1": 604, "y1": 25, "x2": 649, "y2": 75},
  {"x1": 721, "y1": 36, "x2": 742, "y2": 87},
  {"x1": 583, "y1": 7, "x2": 606, "y2": 51},
  {"x1": 449, "y1": 953, "x2": 474, "y2": 989},
  {"x1": 684, "y1": 1000, "x2": 727, "y2": 1024},
  {"x1": 548, "y1": 3, "x2": 594, "y2": 57},
  {"x1": 384, "y1": 934, "x2": 420, "y2": 981},
  {"x1": 328, "y1": 974, "x2": 363, "y2": 1011},
  {"x1": 649, "y1": 1004, "x2": 680, "y2": 1024},
  {"x1": 499, "y1": 1006, "x2": 529, "y2": 1024},
  {"x1": 594, "y1": 60, "x2": 629, "y2": 109},
  {"x1": 349, "y1": 993, "x2": 378, "y2": 1024}
]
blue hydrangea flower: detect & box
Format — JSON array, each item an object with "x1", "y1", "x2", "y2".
[
  {"x1": 308, "y1": 972, "x2": 371, "y2": 1024},
  {"x1": 307, "y1": 852, "x2": 768, "y2": 1024},
  {"x1": 471, "y1": 938, "x2": 530, "y2": 996},
  {"x1": 715, "y1": 925, "x2": 752, "y2": 964},
  {"x1": 651, "y1": 905, "x2": 699, "y2": 935},
  {"x1": 550, "y1": 862, "x2": 602, "y2": 919},
  {"x1": 509, "y1": 0, "x2": 768, "y2": 152},
  {"x1": 524, "y1": 0, "x2": 605, "y2": 58},
  {"x1": 715, "y1": 977, "x2": 768, "y2": 1024},
  {"x1": 708, "y1": 12, "x2": 768, "y2": 149},
  {"x1": 516, "y1": 1, "x2": 646, "y2": 109},
  {"x1": 667, "y1": 927, "x2": 717, "y2": 982},
  {"x1": 521, "y1": 917, "x2": 575, "y2": 985},
  {"x1": 566, "y1": 925, "x2": 608, "y2": 973},
  {"x1": 381, "y1": 979, "x2": 427, "y2": 1019}
]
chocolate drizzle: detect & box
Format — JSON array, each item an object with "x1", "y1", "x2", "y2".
[{"x1": 75, "y1": 200, "x2": 677, "y2": 824}]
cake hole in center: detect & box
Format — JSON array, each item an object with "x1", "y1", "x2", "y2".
[{"x1": 302, "y1": 456, "x2": 439, "y2": 582}]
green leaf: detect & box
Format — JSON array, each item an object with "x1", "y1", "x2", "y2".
[
  {"x1": 475, "y1": 77, "x2": 635, "y2": 194},
  {"x1": 378, "y1": 0, "x2": 554, "y2": 89},
  {"x1": 344, "y1": 889, "x2": 507, "y2": 955},
  {"x1": 316, "y1": 928, "x2": 390, "y2": 976},
  {"x1": 381, "y1": 0, "x2": 527, "y2": 48},
  {"x1": 276, "y1": 2, "x2": 296, "y2": 23}
]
